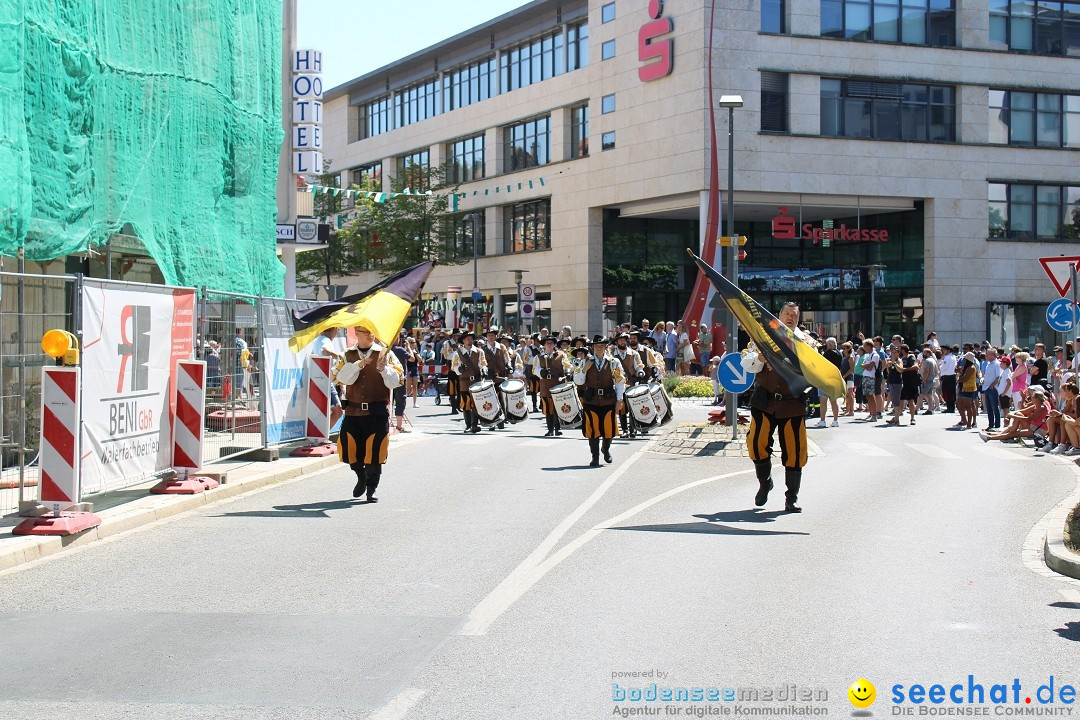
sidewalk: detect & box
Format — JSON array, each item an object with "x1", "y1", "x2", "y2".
[{"x1": 0, "y1": 442, "x2": 347, "y2": 573}]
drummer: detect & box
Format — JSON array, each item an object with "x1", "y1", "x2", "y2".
[
  {"x1": 442, "y1": 328, "x2": 462, "y2": 416},
  {"x1": 523, "y1": 332, "x2": 542, "y2": 413},
  {"x1": 642, "y1": 335, "x2": 666, "y2": 381},
  {"x1": 481, "y1": 329, "x2": 511, "y2": 429},
  {"x1": 532, "y1": 335, "x2": 572, "y2": 436},
  {"x1": 612, "y1": 332, "x2": 646, "y2": 439},
  {"x1": 570, "y1": 345, "x2": 590, "y2": 404},
  {"x1": 451, "y1": 330, "x2": 488, "y2": 434},
  {"x1": 574, "y1": 335, "x2": 626, "y2": 467},
  {"x1": 499, "y1": 333, "x2": 525, "y2": 380}
]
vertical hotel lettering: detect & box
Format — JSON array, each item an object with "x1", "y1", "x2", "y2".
[
  {"x1": 638, "y1": 0, "x2": 674, "y2": 82},
  {"x1": 293, "y1": 50, "x2": 323, "y2": 174}
]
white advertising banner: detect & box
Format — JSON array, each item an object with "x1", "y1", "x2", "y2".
[
  {"x1": 259, "y1": 299, "x2": 344, "y2": 444},
  {"x1": 80, "y1": 281, "x2": 195, "y2": 494}
]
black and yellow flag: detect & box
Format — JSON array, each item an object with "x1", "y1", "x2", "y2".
[
  {"x1": 687, "y1": 250, "x2": 845, "y2": 399},
  {"x1": 289, "y1": 262, "x2": 434, "y2": 352}
]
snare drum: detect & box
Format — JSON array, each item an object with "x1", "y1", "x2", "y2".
[
  {"x1": 550, "y1": 382, "x2": 582, "y2": 429},
  {"x1": 500, "y1": 378, "x2": 528, "y2": 424},
  {"x1": 470, "y1": 380, "x2": 504, "y2": 426},
  {"x1": 625, "y1": 384, "x2": 657, "y2": 426},
  {"x1": 649, "y1": 382, "x2": 673, "y2": 426}
]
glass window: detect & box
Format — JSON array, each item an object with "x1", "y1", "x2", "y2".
[
  {"x1": 993, "y1": 0, "x2": 1078, "y2": 54},
  {"x1": 602, "y1": 40, "x2": 616, "y2": 60},
  {"x1": 504, "y1": 199, "x2": 551, "y2": 253},
  {"x1": 820, "y1": 0, "x2": 954, "y2": 44},
  {"x1": 1066, "y1": 94, "x2": 1080, "y2": 147},
  {"x1": 358, "y1": 96, "x2": 393, "y2": 139},
  {"x1": 1037, "y1": 185, "x2": 1062, "y2": 237},
  {"x1": 989, "y1": 90, "x2": 1009, "y2": 144},
  {"x1": 602, "y1": 131, "x2": 616, "y2": 150},
  {"x1": 988, "y1": 183, "x2": 1008, "y2": 238},
  {"x1": 396, "y1": 149, "x2": 430, "y2": 190},
  {"x1": 762, "y1": 0, "x2": 786, "y2": 33},
  {"x1": 822, "y1": 78, "x2": 955, "y2": 141},
  {"x1": 571, "y1": 104, "x2": 589, "y2": 158},
  {"x1": 442, "y1": 57, "x2": 495, "y2": 113},
  {"x1": 602, "y1": 2, "x2": 616, "y2": 23},
  {"x1": 601, "y1": 94, "x2": 616, "y2": 114},
  {"x1": 446, "y1": 135, "x2": 485, "y2": 184},
  {"x1": 395, "y1": 77, "x2": 440, "y2": 128},
  {"x1": 504, "y1": 116, "x2": 551, "y2": 172},
  {"x1": 449, "y1": 212, "x2": 485, "y2": 259},
  {"x1": 761, "y1": 71, "x2": 789, "y2": 132},
  {"x1": 503, "y1": 29, "x2": 577, "y2": 93},
  {"x1": 351, "y1": 162, "x2": 382, "y2": 190},
  {"x1": 991, "y1": 89, "x2": 1080, "y2": 147}
]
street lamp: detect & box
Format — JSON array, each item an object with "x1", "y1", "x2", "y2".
[
  {"x1": 719, "y1": 94, "x2": 743, "y2": 439},
  {"x1": 468, "y1": 213, "x2": 481, "y2": 329},
  {"x1": 865, "y1": 264, "x2": 886, "y2": 337},
  {"x1": 510, "y1": 269, "x2": 529, "y2": 334}
]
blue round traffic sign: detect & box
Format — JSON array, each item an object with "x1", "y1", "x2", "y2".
[
  {"x1": 717, "y1": 353, "x2": 755, "y2": 394},
  {"x1": 1046, "y1": 297, "x2": 1079, "y2": 332}
]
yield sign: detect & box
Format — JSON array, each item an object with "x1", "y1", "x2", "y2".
[{"x1": 1040, "y1": 256, "x2": 1080, "y2": 297}]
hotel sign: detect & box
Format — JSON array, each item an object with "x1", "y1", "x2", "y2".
[
  {"x1": 772, "y1": 207, "x2": 889, "y2": 245},
  {"x1": 639, "y1": 0, "x2": 673, "y2": 82}
]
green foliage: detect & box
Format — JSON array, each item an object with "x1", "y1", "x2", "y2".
[
  {"x1": 662, "y1": 375, "x2": 680, "y2": 394},
  {"x1": 669, "y1": 377, "x2": 715, "y2": 398},
  {"x1": 300, "y1": 162, "x2": 466, "y2": 285}
]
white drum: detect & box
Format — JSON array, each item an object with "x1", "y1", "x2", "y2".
[
  {"x1": 649, "y1": 382, "x2": 673, "y2": 426},
  {"x1": 550, "y1": 382, "x2": 582, "y2": 429},
  {"x1": 470, "y1": 380, "x2": 504, "y2": 426},
  {"x1": 501, "y1": 378, "x2": 528, "y2": 424},
  {"x1": 625, "y1": 384, "x2": 657, "y2": 426}
]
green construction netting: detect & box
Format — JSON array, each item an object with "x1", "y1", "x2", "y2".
[{"x1": 0, "y1": 0, "x2": 285, "y2": 296}]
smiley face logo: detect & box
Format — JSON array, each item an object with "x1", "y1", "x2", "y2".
[{"x1": 848, "y1": 679, "x2": 876, "y2": 709}]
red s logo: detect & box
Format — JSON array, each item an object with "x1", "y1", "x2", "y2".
[
  {"x1": 639, "y1": 0, "x2": 673, "y2": 82},
  {"x1": 772, "y1": 207, "x2": 797, "y2": 239}
]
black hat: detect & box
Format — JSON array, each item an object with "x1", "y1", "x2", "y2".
[
  {"x1": 644, "y1": 335, "x2": 658, "y2": 345},
  {"x1": 485, "y1": 327, "x2": 499, "y2": 335},
  {"x1": 557, "y1": 337, "x2": 571, "y2": 346},
  {"x1": 573, "y1": 335, "x2": 589, "y2": 346},
  {"x1": 629, "y1": 329, "x2": 641, "y2": 337},
  {"x1": 592, "y1": 334, "x2": 611, "y2": 345},
  {"x1": 572, "y1": 346, "x2": 590, "y2": 357},
  {"x1": 531, "y1": 333, "x2": 541, "y2": 340},
  {"x1": 499, "y1": 334, "x2": 514, "y2": 343},
  {"x1": 460, "y1": 330, "x2": 476, "y2": 341},
  {"x1": 615, "y1": 332, "x2": 630, "y2": 342},
  {"x1": 450, "y1": 328, "x2": 462, "y2": 336},
  {"x1": 543, "y1": 335, "x2": 557, "y2": 345}
]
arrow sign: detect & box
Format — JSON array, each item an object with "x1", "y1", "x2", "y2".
[
  {"x1": 717, "y1": 353, "x2": 755, "y2": 394},
  {"x1": 1046, "y1": 297, "x2": 1080, "y2": 332},
  {"x1": 1039, "y1": 256, "x2": 1080, "y2": 297}
]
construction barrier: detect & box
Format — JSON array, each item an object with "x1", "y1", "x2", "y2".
[
  {"x1": 291, "y1": 355, "x2": 335, "y2": 457},
  {"x1": 153, "y1": 360, "x2": 218, "y2": 494}
]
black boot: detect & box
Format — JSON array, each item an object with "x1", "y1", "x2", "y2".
[
  {"x1": 554, "y1": 416, "x2": 562, "y2": 436},
  {"x1": 365, "y1": 465, "x2": 381, "y2": 503},
  {"x1": 754, "y1": 460, "x2": 773, "y2": 507},
  {"x1": 450, "y1": 393, "x2": 460, "y2": 415},
  {"x1": 602, "y1": 438, "x2": 613, "y2": 464},
  {"x1": 544, "y1": 414, "x2": 555, "y2": 437},
  {"x1": 619, "y1": 413, "x2": 629, "y2": 439},
  {"x1": 784, "y1": 468, "x2": 802, "y2": 513},
  {"x1": 589, "y1": 438, "x2": 601, "y2": 467},
  {"x1": 462, "y1": 409, "x2": 473, "y2": 434},
  {"x1": 350, "y1": 462, "x2": 366, "y2": 498}
]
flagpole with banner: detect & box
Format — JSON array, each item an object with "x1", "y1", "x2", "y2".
[{"x1": 686, "y1": 249, "x2": 845, "y2": 400}]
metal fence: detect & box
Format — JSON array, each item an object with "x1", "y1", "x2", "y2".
[
  {"x1": 0, "y1": 271, "x2": 78, "y2": 513},
  {"x1": 0, "y1": 273, "x2": 326, "y2": 515}
]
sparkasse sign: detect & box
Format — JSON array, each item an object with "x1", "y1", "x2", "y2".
[{"x1": 771, "y1": 207, "x2": 889, "y2": 245}]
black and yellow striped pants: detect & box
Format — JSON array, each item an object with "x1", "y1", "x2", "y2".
[
  {"x1": 447, "y1": 372, "x2": 460, "y2": 398},
  {"x1": 338, "y1": 413, "x2": 390, "y2": 466},
  {"x1": 582, "y1": 403, "x2": 618, "y2": 439},
  {"x1": 747, "y1": 407, "x2": 807, "y2": 469}
]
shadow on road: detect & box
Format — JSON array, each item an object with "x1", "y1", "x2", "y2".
[
  {"x1": 1053, "y1": 621, "x2": 1080, "y2": 642},
  {"x1": 693, "y1": 509, "x2": 789, "y2": 523},
  {"x1": 541, "y1": 465, "x2": 603, "y2": 471},
  {"x1": 610, "y1": 521, "x2": 808, "y2": 537},
  {"x1": 213, "y1": 499, "x2": 365, "y2": 518}
]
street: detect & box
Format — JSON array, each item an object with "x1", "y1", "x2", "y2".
[{"x1": 1, "y1": 402, "x2": 1079, "y2": 720}]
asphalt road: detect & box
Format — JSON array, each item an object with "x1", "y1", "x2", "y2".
[{"x1": 1, "y1": 400, "x2": 1078, "y2": 720}]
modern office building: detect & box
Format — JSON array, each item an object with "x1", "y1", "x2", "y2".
[{"x1": 321, "y1": 0, "x2": 1080, "y2": 346}]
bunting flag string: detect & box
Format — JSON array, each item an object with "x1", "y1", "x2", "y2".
[{"x1": 307, "y1": 175, "x2": 548, "y2": 214}]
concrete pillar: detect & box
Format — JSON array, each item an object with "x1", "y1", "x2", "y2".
[
  {"x1": 486, "y1": 127, "x2": 502, "y2": 178},
  {"x1": 790, "y1": 74, "x2": 820, "y2": 136},
  {"x1": 789, "y1": 0, "x2": 819, "y2": 36},
  {"x1": 957, "y1": 85, "x2": 989, "y2": 145},
  {"x1": 550, "y1": 105, "x2": 572, "y2": 164},
  {"x1": 959, "y1": 0, "x2": 990, "y2": 50},
  {"x1": 382, "y1": 156, "x2": 394, "y2": 192}
]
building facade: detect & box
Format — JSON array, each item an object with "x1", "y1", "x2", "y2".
[{"x1": 322, "y1": 0, "x2": 1080, "y2": 346}]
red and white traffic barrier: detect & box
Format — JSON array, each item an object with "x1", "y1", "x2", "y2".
[
  {"x1": 420, "y1": 364, "x2": 448, "y2": 375},
  {"x1": 153, "y1": 361, "x2": 219, "y2": 494},
  {"x1": 291, "y1": 355, "x2": 335, "y2": 457},
  {"x1": 13, "y1": 367, "x2": 101, "y2": 535}
]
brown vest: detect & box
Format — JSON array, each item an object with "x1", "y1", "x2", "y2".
[
  {"x1": 751, "y1": 363, "x2": 804, "y2": 418},
  {"x1": 457, "y1": 346, "x2": 484, "y2": 388},
  {"x1": 616, "y1": 348, "x2": 640, "y2": 386},
  {"x1": 342, "y1": 347, "x2": 390, "y2": 416},
  {"x1": 538, "y1": 351, "x2": 567, "y2": 398},
  {"x1": 483, "y1": 343, "x2": 508, "y2": 380},
  {"x1": 582, "y1": 358, "x2": 617, "y2": 407}
]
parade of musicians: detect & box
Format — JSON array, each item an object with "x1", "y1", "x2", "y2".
[{"x1": 3, "y1": 0, "x2": 1080, "y2": 717}]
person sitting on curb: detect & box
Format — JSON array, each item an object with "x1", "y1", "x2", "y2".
[
  {"x1": 1044, "y1": 382, "x2": 1080, "y2": 455},
  {"x1": 980, "y1": 386, "x2": 1051, "y2": 445}
]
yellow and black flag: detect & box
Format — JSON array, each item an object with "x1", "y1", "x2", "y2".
[
  {"x1": 289, "y1": 261, "x2": 434, "y2": 352},
  {"x1": 687, "y1": 249, "x2": 845, "y2": 399}
]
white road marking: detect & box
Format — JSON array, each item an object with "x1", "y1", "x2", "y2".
[
  {"x1": 973, "y1": 445, "x2": 1028, "y2": 461},
  {"x1": 905, "y1": 443, "x2": 961, "y2": 459},
  {"x1": 460, "y1": 462, "x2": 753, "y2": 636},
  {"x1": 518, "y1": 438, "x2": 567, "y2": 447},
  {"x1": 844, "y1": 442, "x2": 894, "y2": 457},
  {"x1": 367, "y1": 687, "x2": 427, "y2": 720},
  {"x1": 457, "y1": 435, "x2": 498, "y2": 445}
]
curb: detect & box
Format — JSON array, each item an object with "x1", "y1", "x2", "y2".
[
  {"x1": 1038, "y1": 454, "x2": 1080, "y2": 582},
  {"x1": 0, "y1": 453, "x2": 342, "y2": 573}
]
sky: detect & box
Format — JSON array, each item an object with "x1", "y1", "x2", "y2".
[{"x1": 297, "y1": 0, "x2": 535, "y2": 90}]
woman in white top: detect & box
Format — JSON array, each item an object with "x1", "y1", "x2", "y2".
[{"x1": 676, "y1": 321, "x2": 692, "y2": 377}]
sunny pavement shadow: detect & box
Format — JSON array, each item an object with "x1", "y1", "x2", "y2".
[
  {"x1": 609, "y1": 521, "x2": 808, "y2": 537},
  {"x1": 213, "y1": 499, "x2": 366, "y2": 519},
  {"x1": 693, "y1": 509, "x2": 789, "y2": 523}
]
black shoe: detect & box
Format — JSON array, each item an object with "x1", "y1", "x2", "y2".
[
  {"x1": 555, "y1": 429, "x2": 562, "y2": 436},
  {"x1": 784, "y1": 502, "x2": 802, "y2": 513},
  {"x1": 603, "y1": 450, "x2": 613, "y2": 463},
  {"x1": 450, "y1": 409, "x2": 460, "y2": 415},
  {"x1": 619, "y1": 432, "x2": 629, "y2": 439},
  {"x1": 589, "y1": 457, "x2": 601, "y2": 467},
  {"x1": 366, "y1": 491, "x2": 379, "y2": 503},
  {"x1": 754, "y1": 480, "x2": 773, "y2": 507},
  {"x1": 469, "y1": 425, "x2": 482, "y2": 434},
  {"x1": 462, "y1": 426, "x2": 472, "y2": 434},
  {"x1": 352, "y1": 480, "x2": 364, "y2": 498},
  {"x1": 498, "y1": 422, "x2": 505, "y2": 429},
  {"x1": 628, "y1": 432, "x2": 636, "y2": 439},
  {"x1": 544, "y1": 430, "x2": 554, "y2": 437}
]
